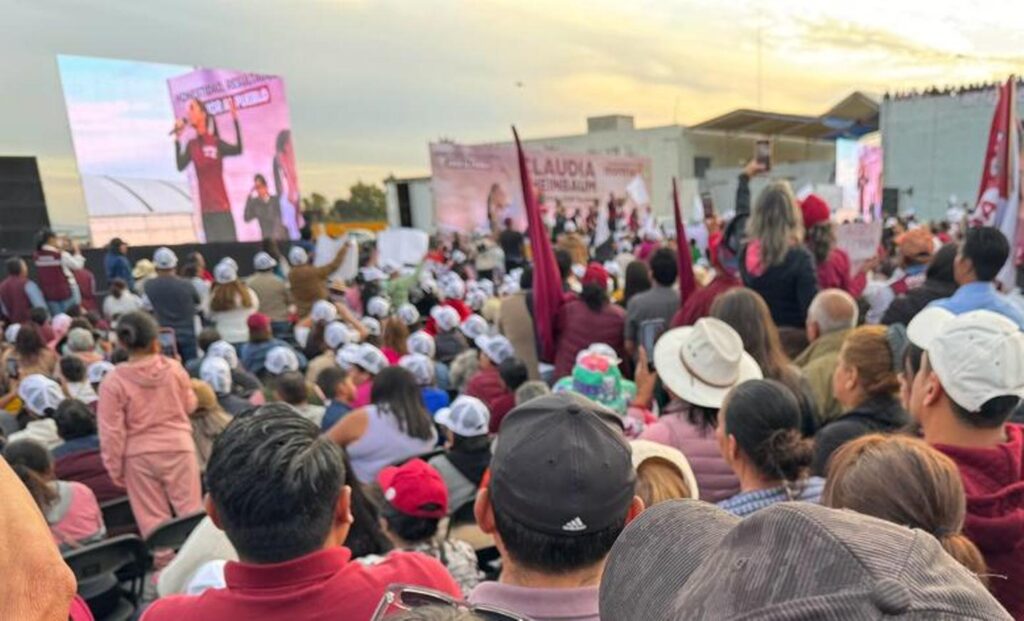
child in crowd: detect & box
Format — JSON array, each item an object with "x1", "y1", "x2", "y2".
[
  {"x1": 314, "y1": 365, "x2": 356, "y2": 432},
  {"x1": 59, "y1": 355, "x2": 97, "y2": 405}
]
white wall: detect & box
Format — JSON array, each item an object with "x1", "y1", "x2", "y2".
[{"x1": 881, "y1": 86, "x2": 1024, "y2": 221}]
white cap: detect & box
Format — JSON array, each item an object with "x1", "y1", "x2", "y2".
[
  {"x1": 253, "y1": 251, "x2": 277, "y2": 271},
  {"x1": 213, "y1": 261, "x2": 238, "y2": 285},
  {"x1": 153, "y1": 247, "x2": 178, "y2": 270},
  {"x1": 200, "y1": 356, "x2": 233, "y2": 395},
  {"x1": 436, "y1": 395, "x2": 491, "y2": 438},
  {"x1": 473, "y1": 279, "x2": 495, "y2": 298},
  {"x1": 577, "y1": 342, "x2": 621, "y2": 365},
  {"x1": 219, "y1": 257, "x2": 239, "y2": 271},
  {"x1": 466, "y1": 289, "x2": 488, "y2": 311},
  {"x1": 18, "y1": 374, "x2": 64, "y2": 416},
  {"x1": 288, "y1": 246, "x2": 309, "y2": 266},
  {"x1": 206, "y1": 340, "x2": 239, "y2": 370},
  {"x1": 360, "y1": 266, "x2": 387, "y2": 282},
  {"x1": 335, "y1": 344, "x2": 361, "y2": 370},
  {"x1": 4, "y1": 323, "x2": 20, "y2": 344},
  {"x1": 366, "y1": 296, "x2": 391, "y2": 319},
  {"x1": 407, "y1": 331, "x2": 436, "y2": 358},
  {"x1": 86, "y1": 361, "x2": 115, "y2": 386},
  {"x1": 264, "y1": 346, "x2": 300, "y2": 376},
  {"x1": 441, "y1": 274, "x2": 465, "y2": 300},
  {"x1": 906, "y1": 306, "x2": 956, "y2": 350},
  {"x1": 399, "y1": 353, "x2": 434, "y2": 386},
  {"x1": 324, "y1": 321, "x2": 353, "y2": 350},
  {"x1": 918, "y1": 310, "x2": 1024, "y2": 412},
  {"x1": 381, "y1": 259, "x2": 401, "y2": 274},
  {"x1": 430, "y1": 305, "x2": 461, "y2": 332},
  {"x1": 310, "y1": 300, "x2": 338, "y2": 323},
  {"x1": 294, "y1": 325, "x2": 310, "y2": 349},
  {"x1": 476, "y1": 334, "x2": 515, "y2": 365},
  {"x1": 360, "y1": 316, "x2": 381, "y2": 337},
  {"x1": 397, "y1": 303, "x2": 420, "y2": 327},
  {"x1": 460, "y1": 314, "x2": 489, "y2": 340},
  {"x1": 603, "y1": 261, "x2": 621, "y2": 278},
  {"x1": 564, "y1": 221, "x2": 578, "y2": 233},
  {"x1": 353, "y1": 343, "x2": 388, "y2": 375},
  {"x1": 450, "y1": 250, "x2": 467, "y2": 265},
  {"x1": 571, "y1": 263, "x2": 586, "y2": 279}
]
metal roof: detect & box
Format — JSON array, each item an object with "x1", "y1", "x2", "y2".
[{"x1": 692, "y1": 91, "x2": 879, "y2": 140}]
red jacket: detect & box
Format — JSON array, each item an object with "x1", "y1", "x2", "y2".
[
  {"x1": 464, "y1": 366, "x2": 512, "y2": 425},
  {"x1": 0, "y1": 275, "x2": 33, "y2": 322},
  {"x1": 671, "y1": 274, "x2": 740, "y2": 328},
  {"x1": 73, "y1": 268, "x2": 98, "y2": 312},
  {"x1": 55, "y1": 448, "x2": 126, "y2": 504},
  {"x1": 553, "y1": 299, "x2": 626, "y2": 380},
  {"x1": 815, "y1": 248, "x2": 866, "y2": 297},
  {"x1": 33, "y1": 248, "x2": 72, "y2": 301},
  {"x1": 934, "y1": 423, "x2": 1024, "y2": 618}
]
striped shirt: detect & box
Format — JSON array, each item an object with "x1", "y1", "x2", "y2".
[{"x1": 717, "y1": 477, "x2": 826, "y2": 518}]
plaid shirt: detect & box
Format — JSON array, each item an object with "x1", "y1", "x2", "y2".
[{"x1": 717, "y1": 477, "x2": 826, "y2": 518}]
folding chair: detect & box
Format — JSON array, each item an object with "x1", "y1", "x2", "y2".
[
  {"x1": 99, "y1": 496, "x2": 138, "y2": 537},
  {"x1": 63, "y1": 535, "x2": 147, "y2": 621},
  {"x1": 144, "y1": 510, "x2": 206, "y2": 555}
]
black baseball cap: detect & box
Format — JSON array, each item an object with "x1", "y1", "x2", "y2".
[{"x1": 489, "y1": 392, "x2": 636, "y2": 537}]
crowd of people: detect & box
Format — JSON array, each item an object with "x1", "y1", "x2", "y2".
[{"x1": 1, "y1": 158, "x2": 1023, "y2": 620}]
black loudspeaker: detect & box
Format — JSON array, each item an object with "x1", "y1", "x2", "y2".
[
  {"x1": 397, "y1": 182, "x2": 413, "y2": 228},
  {"x1": 882, "y1": 187, "x2": 900, "y2": 218},
  {"x1": 0, "y1": 157, "x2": 50, "y2": 255}
]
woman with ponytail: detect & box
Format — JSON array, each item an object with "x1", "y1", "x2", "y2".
[
  {"x1": 824, "y1": 434, "x2": 988, "y2": 584},
  {"x1": 715, "y1": 379, "x2": 823, "y2": 517},
  {"x1": 97, "y1": 311, "x2": 202, "y2": 536},
  {"x1": 813, "y1": 325, "x2": 910, "y2": 475},
  {"x1": 5, "y1": 438, "x2": 105, "y2": 550}
]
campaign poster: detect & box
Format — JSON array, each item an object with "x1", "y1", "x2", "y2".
[
  {"x1": 56, "y1": 55, "x2": 302, "y2": 245},
  {"x1": 167, "y1": 69, "x2": 302, "y2": 243},
  {"x1": 429, "y1": 143, "x2": 651, "y2": 234}
]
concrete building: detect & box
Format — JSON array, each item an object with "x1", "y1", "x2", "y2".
[
  {"x1": 880, "y1": 82, "x2": 1024, "y2": 222},
  {"x1": 386, "y1": 92, "x2": 878, "y2": 231}
]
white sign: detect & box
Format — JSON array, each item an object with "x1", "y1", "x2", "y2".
[
  {"x1": 836, "y1": 221, "x2": 882, "y2": 268},
  {"x1": 377, "y1": 228, "x2": 429, "y2": 267},
  {"x1": 314, "y1": 236, "x2": 358, "y2": 281}
]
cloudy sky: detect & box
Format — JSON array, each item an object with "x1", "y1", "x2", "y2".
[{"x1": 2, "y1": 0, "x2": 1023, "y2": 227}]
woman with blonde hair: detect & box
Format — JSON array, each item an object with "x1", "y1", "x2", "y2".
[
  {"x1": 824, "y1": 434, "x2": 988, "y2": 583},
  {"x1": 631, "y1": 439, "x2": 698, "y2": 507},
  {"x1": 739, "y1": 181, "x2": 818, "y2": 328},
  {"x1": 813, "y1": 325, "x2": 909, "y2": 475},
  {"x1": 380, "y1": 316, "x2": 410, "y2": 365},
  {"x1": 208, "y1": 261, "x2": 259, "y2": 346},
  {"x1": 188, "y1": 379, "x2": 232, "y2": 472}
]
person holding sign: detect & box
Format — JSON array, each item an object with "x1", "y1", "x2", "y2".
[{"x1": 174, "y1": 97, "x2": 243, "y2": 242}]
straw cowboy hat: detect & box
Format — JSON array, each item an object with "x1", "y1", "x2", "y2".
[{"x1": 653, "y1": 317, "x2": 762, "y2": 409}]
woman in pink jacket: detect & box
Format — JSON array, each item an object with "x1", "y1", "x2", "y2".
[
  {"x1": 640, "y1": 317, "x2": 763, "y2": 503},
  {"x1": 98, "y1": 312, "x2": 201, "y2": 536}
]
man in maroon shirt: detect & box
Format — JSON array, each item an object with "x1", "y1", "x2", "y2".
[
  {"x1": 142, "y1": 404, "x2": 460, "y2": 621},
  {"x1": 464, "y1": 334, "x2": 516, "y2": 416},
  {"x1": 906, "y1": 308, "x2": 1024, "y2": 619}
]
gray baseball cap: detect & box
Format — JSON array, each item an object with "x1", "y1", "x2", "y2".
[{"x1": 600, "y1": 500, "x2": 1008, "y2": 620}]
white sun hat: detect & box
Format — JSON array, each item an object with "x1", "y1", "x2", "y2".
[{"x1": 653, "y1": 317, "x2": 762, "y2": 409}]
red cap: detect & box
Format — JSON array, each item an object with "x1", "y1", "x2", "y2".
[
  {"x1": 377, "y1": 459, "x2": 448, "y2": 518},
  {"x1": 800, "y1": 194, "x2": 831, "y2": 229},
  {"x1": 247, "y1": 312, "x2": 271, "y2": 333},
  {"x1": 581, "y1": 262, "x2": 609, "y2": 290}
]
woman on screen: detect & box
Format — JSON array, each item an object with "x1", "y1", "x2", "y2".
[
  {"x1": 273, "y1": 130, "x2": 302, "y2": 239},
  {"x1": 173, "y1": 97, "x2": 243, "y2": 242}
]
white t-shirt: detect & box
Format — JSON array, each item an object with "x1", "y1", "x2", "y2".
[
  {"x1": 103, "y1": 292, "x2": 143, "y2": 320},
  {"x1": 209, "y1": 289, "x2": 260, "y2": 344}
]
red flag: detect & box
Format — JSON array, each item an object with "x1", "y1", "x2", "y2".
[
  {"x1": 672, "y1": 177, "x2": 698, "y2": 304},
  {"x1": 513, "y1": 126, "x2": 563, "y2": 362},
  {"x1": 970, "y1": 76, "x2": 1021, "y2": 288}
]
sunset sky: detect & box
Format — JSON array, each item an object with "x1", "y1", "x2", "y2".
[{"x1": 2, "y1": 0, "x2": 1023, "y2": 226}]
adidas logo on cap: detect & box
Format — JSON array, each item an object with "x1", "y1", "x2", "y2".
[{"x1": 562, "y1": 516, "x2": 587, "y2": 532}]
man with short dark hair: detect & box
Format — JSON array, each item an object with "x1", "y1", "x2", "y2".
[
  {"x1": 470, "y1": 393, "x2": 644, "y2": 620},
  {"x1": 141, "y1": 406, "x2": 460, "y2": 621},
  {"x1": 0, "y1": 257, "x2": 45, "y2": 323},
  {"x1": 624, "y1": 247, "x2": 679, "y2": 359},
  {"x1": 315, "y1": 365, "x2": 355, "y2": 432},
  {"x1": 274, "y1": 370, "x2": 324, "y2": 427},
  {"x1": 906, "y1": 308, "x2": 1024, "y2": 617},
  {"x1": 929, "y1": 226, "x2": 1024, "y2": 328}
]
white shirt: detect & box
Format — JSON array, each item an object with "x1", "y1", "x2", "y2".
[
  {"x1": 103, "y1": 291, "x2": 144, "y2": 320},
  {"x1": 209, "y1": 288, "x2": 260, "y2": 344}
]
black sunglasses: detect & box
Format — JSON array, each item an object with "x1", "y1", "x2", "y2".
[{"x1": 371, "y1": 584, "x2": 528, "y2": 621}]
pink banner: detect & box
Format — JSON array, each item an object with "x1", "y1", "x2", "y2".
[
  {"x1": 429, "y1": 143, "x2": 651, "y2": 234},
  {"x1": 168, "y1": 70, "x2": 302, "y2": 242}
]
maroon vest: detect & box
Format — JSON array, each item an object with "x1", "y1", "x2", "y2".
[
  {"x1": 33, "y1": 248, "x2": 72, "y2": 302},
  {"x1": 0, "y1": 276, "x2": 32, "y2": 322}
]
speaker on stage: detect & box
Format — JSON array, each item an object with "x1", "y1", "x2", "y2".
[
  {"x1": 0, "y1": 157, "x2": 50, "y2": 256},
  {"x1": 882, "y1": 187, "x2": 900, "y2": 218}
]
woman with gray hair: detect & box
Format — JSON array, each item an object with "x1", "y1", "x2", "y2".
[{"x1": 738, "y1": 180, "x2": 818, "y2": 329}]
